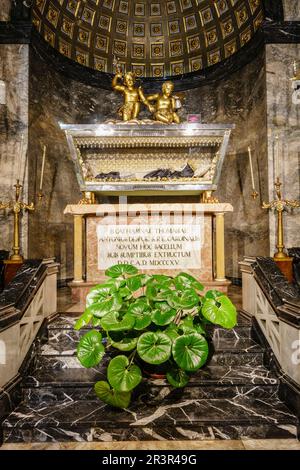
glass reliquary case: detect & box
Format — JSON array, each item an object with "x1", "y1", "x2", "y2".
[{"x1": 60, "y1": 122, "x2": 234, "y2": 197}]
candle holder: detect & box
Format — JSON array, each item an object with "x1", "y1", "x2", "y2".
[
  {"x1": 248, "y1": 146, "x2": 259, "y2": 201},
  {"x1": 0, "y1": 179, "x2": 35, "y2": 262},
  {"x1": 262, "y1": 177, "x2": 300, "y2": 260}
]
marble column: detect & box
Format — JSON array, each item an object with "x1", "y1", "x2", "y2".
[
  {"x1": 0, "y1": 45, "x2": 29, "y2": 257},
  {"x1": 265, "y1": 44, "x2": 300, "y2": 255}
]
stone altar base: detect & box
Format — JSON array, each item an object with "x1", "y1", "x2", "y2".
[{"x1": 64, "y1": 202, "x2": 233, "y2": 306}]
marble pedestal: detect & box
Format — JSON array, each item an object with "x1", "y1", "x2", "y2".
[{"x1": 64, "y1": 203, "x2": 233, "y2": 306}]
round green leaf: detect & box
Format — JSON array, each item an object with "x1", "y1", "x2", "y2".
[
  {"x1": 137, "y1": 331, "x2": 172, "y2": 365},
  {"x1": 166, "y1": 368, "x2": 190, "y2": 388},
  {"x1": 204, "y1": 290, "x2": 224, "y2": 300},
  {"x1": 77, "y1": 330, "x2": 104, "y2": 368},
  {"x1": 126, "y1": 275, "x2": 143, "y2": 292},
  {"x1": 174, "y1": 273, "x2": 204, "y2": 292},
  {"x1": 109, "y1": 332, "x2": 139, "y2": 352},
  {"x1": 92, "y1": 293, "x2": 123, "y2": 318},
  {"x1": 74, "y1": 309, "x2": 93, "y2": 330},
  {"x1": 152, "y1": 302, "x2": 176, "y2": 326},
  {"x1": 100, "y1": 311, "x2": 135, "y2": 331},
  {"x1": 119, "y1": 286, "x2": 132, "y2": 299},
  {"x1": 105, "y1": 278, "x2": 126, "y2": 289},
  {"x1": 167, "y1": 288, "x2": 200, "y2": 309},
  {"x1": 194, "y1": 322, "x2": 206, "y2": 335},
  {"x1": 164, "y1": 323, "x2": 180, "y2": 341},
  {"x1": 127, "y1": 298, "x2": 152, "y2": 330},
  {"x1": 172, "y1": 333, "x2": 208, "y2": 372},
  {"x1": 178, "y1": 314, "x2": 195, "y2": 334},
  {"x1": 201, "y1": 295, "x2": 237, "y2": 329},
  {"x1": 105, "y1": 264, "x2": 138, "y2": 278},
  {"x1": 86, "y1": 283, "x2": 117, "y2": 307},
  {"x1": 147, "y1": 274, "x2": 173, "y2": 286},
  {"x1": 92, "y1": 316, "x2": 102, "y2": 327},
  {"x1": 94, "y1": 381, "x2": 131, "y2": 409},
  {"x1": 107, "y1": 355, "x2": 142, "y2": 392},
  {"x1": 146, "y1": 284, "x2": 172, "y2": 302}
]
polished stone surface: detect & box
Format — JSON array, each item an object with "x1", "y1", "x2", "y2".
[
  {"x1": 2, "y1": 300, "x2": 299, "y2": 443},
  {"x1": 2, "y1": 438, "x2": 300, "y2": 450},
  {"x1": 0, "y1": 260, "x2": 44, "y2": 332},
  {"x1": 0, "y1": 43, "x2": 29, "y2": 258},
  {"x1": 288, "y1": 248, "x2": 300, "y2": 288},
  {"x1": 0, "y1": 1, "x2": 11, "y2": 22},
  {"x1": 3, "y1": 395, "x2": 298, "y2": 443},
  {"x1": 283, "y1": 1, "x2": 300, "y2": 21},
  {"x1": 0, "y1": 260, "x2": 42, "y2": 310},
  {"x1": 253, "y1": 257, "x2": 300, "y2": 308}
]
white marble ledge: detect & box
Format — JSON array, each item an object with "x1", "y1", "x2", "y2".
[{"x1": 64, "y1": 203, "x2": 233, "y2": 216}]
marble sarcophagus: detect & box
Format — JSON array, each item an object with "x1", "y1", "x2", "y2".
[{"x1": 60, "y1": 122, "x2": 234, "y2": 197}]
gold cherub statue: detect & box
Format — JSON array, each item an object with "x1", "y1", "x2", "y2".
[
  {"x1": 141, "y1": 81, "x2": 180, "y2": 124},
  {"x1": 112, "y1": 71, "x2": 144, "y2": 121}
]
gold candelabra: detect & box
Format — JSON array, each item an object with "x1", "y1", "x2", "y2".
[
  {"x1": 262, "y1": 177, "x2": 300, "y2": 260},
  {"x1": 0, "y1": 179, "x2": 35, "y2": 262}
]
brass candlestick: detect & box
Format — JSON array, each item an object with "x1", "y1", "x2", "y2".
[
  {"x1": 262, "y1": 178, "x2": 300, "y2": 260},
  {"x1": 0, "y1": 179, "x2": 35, "y2": 262}
]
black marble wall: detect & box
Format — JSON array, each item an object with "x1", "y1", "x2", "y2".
[{"x1": 28, "y1": 46, "x2": 269, "y2": 281}]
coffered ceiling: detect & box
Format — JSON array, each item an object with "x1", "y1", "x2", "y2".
[{"x1": 32, "y1": 0, "x2": 265, "y2": 78}]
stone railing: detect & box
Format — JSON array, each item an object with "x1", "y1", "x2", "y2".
[
  {"x1": 239, "y1": 256, "x2": 300, "y2": 388},
  {"x1": 0, "y1": 259, "x2": 59, "y2": 392}
]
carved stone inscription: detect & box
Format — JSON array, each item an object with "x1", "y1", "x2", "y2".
[{"x1": 97, "y1": 224, "x2": 203, "y2": 270}]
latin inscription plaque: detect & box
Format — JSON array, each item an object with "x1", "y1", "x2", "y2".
[{"x1": 97, "y1": 224, "x2": 203, "y2": 270}]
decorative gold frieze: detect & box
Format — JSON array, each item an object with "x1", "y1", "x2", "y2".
[{"x1": 73, "y1": 136, "x2": 223, "y2": 149}]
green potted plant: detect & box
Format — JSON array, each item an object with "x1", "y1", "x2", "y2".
[{"x1": 75, "y1": 263, "x2": 237, "y2": 409}]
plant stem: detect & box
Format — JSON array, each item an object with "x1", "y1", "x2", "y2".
[
  {"x1": 174, "y1": 310, "x2": 183, "y2": 325},
  {"x1": 128, "y1": 349, "x2": 137, "y2": 365}
]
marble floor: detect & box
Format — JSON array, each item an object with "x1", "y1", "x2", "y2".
[{"x1": 1, "y1": 439, "x2": 300, "y2": 450}]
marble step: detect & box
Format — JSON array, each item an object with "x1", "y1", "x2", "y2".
[
  {"x1": 48, "y1": 313, "x2": 252, "y2": 329},
  {"x1": 47, "y1": 313, "x2": 252, "y2": 341},
  {"x1": 34, "y1": 344, "x2": 264, "y2": 369},
  {"x1": 23, "y1": 364, "x2": 279, "y2": 389},
  {"x1": 47, "y1": 326, "x2": 252, "y2": 347},
  {"x1": 3, "y1": 396, "x2": 298, "y2": 443},
  {"x1": 39, "y1": 335, "x2": 263, "y2": 363},
  {"x1": 23, "y1": 382, "x2": 280, "y2": 405},
  {"x1": 33, "y1": 349, "x2": 264, "y2": 369},
  {"x1": 21, "y1": 364, "x2": 279, "y2": 403}
]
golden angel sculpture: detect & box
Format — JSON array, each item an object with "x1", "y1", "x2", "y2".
[
  {"x1": 141, "y1": 81, "x2": 180, "y2": 124},
  {"x1": 112, "y1": 72, "x2": 181, "y2": 123},
  {"x1": 112, "y1": 71, "x2": 144, "y2": 121}
]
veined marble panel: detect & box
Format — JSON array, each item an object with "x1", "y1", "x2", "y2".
[
  {"x1": 0, "y1": 44, "x2": 29, "y2": 257},
  {"x1": 266, "y1": 44, "x2": 300, "y2": 255},
  {"x1": 0, "y1": 0, "x2": 11, "y2": 21},
  {"x1": 283, "y1": 0, "x2": 300, "y2": 21}
]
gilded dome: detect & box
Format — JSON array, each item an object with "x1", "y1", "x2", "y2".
[{"x1": 32, "y1": 0, "x2": 264, "y2": 78}]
